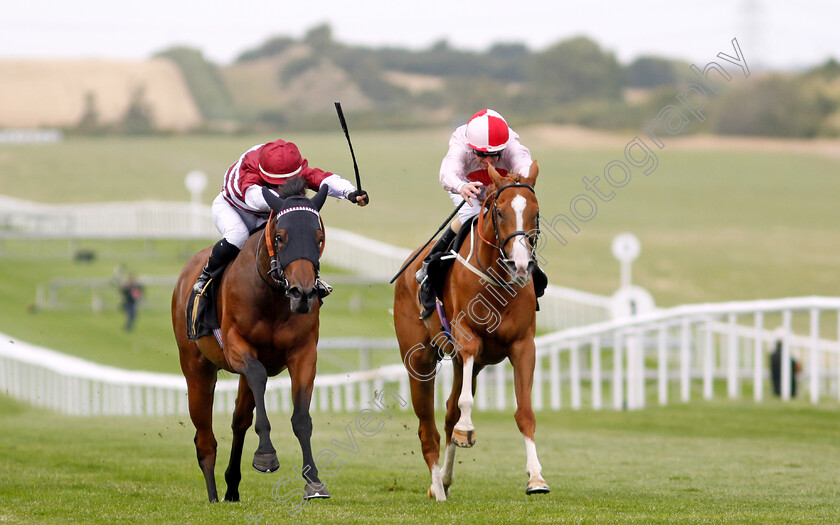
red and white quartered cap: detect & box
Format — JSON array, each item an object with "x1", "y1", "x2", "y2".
[{"x1": 465, "y1": 109, "x2": 509, "y2": 153}]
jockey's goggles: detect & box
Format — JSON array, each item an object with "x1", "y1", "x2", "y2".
[{"x1": 472, "y1": 149, "x2": 503, "y2": 158}]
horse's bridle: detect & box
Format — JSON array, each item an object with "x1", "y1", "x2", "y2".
[
  {"x1": 477, "y1": 182, "x2": 541, "y2": 271},
  {"x1": 256, "y1": 208, "x2": 326, "y2": 295}
]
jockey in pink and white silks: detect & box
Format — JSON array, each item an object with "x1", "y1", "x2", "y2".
[
  {"x1": 194, "y1": 139, "x2": 368, "y2": 294},
  {"x1": 415, "y1": 109, "x2": 535, "y2": 284}
]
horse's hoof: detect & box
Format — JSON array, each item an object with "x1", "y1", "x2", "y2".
[
  {"x1": 222, "y1": 491, "x2": 240, "y2": 502},
  {"x1": 304, "y1": 482, "x2": 330, "y2": 500},
  {"x1": 526, "y1": 479, "x2": 550, "y2": 495},
  {"x1": 451, "y1": 428, "x2": 476, "y2": 448},
  {"x1": 252, "y1": 452, "x2": 280, "y2": 473}
]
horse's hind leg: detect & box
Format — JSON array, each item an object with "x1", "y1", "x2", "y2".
[
  {"x1": 287, "y1": 346, "x2": 330, "y2": 499},
  {"x1": 402, "y1": 341, "x2": 446, "y2": 500},
  {"x1": 223, "y1": 375, "x2": 256, "y2": 502},
  {"x1": 510, "y1": 340, "x2": 549, "y2": 494}
]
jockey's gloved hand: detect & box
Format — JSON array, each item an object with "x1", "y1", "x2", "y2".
[{"x1": 347, "y1": 189, "x2": 369, "y2": 206}]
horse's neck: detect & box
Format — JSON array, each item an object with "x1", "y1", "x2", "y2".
[{"x1": 470, "y1": 216, "x2": 511, "y2": 283}]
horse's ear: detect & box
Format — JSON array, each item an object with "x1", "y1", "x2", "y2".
[
  {"x1": 527, "y1": 160, "x2": 539, "y2": 187},
  {"x1": 487, "y1": 163, "x2": 504, "y2": 191},
  {"x1": 312, "y1": 184, "x2": 329, "y2": 211},
  {"x1": 262, "y1": 187, "x2": 285, "y2": 211}
]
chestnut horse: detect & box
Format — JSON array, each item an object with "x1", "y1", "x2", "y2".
[
  {"x1": 394, "y1": 162, "x2": 549, "y2": 501},
  {"x1": 172, "y1": 180, "x2": 330, "y2": 502}
]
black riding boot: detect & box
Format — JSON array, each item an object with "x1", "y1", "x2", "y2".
[
  {"x1": 415, "y1": 226, "x2": 457, "y2": 284},
  {"x1": 193, "y1": 238, "x2": 241, "y2": 295}
]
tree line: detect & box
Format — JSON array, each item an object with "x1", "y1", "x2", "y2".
[{"x1": 77, "y1": 24, "x2": 840, "y2": 137}]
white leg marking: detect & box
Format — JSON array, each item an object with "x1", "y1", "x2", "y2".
[
  {"x1": 442, "y1": 441, "x2": 456, "y2": 489},
  {"x1": 509, "y1": 195, "x2": 531, "y2": 279},
  {"x1": 523, "y1": 435, "x2": 549, "y2": 493},
  {"x1": 430, "y1": 463, "x2": 447, "y2": 501},
  {"x1": 523, "y1": 436, "x2": 543, "y2": 478},
  {"x1": 454, "y1": 356, "x2": 475, "y2": 431}
]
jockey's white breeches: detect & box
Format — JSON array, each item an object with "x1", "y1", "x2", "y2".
[{"x1": 211, "y1": 193, "x2": 268, "y2": 249}]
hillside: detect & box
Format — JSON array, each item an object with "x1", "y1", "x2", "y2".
[
  {"x1": 0, "y1": 58, "x2": 201, "y2": 131},
  {"x1": 1, "y1": 24, "x2": 838, "y2": 136}
]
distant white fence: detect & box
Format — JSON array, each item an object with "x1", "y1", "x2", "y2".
[
  {"x1": 1, "y1": 195, "x2": 611, "y2": 330},
  {"x1": 0, "y1": 195, "x2": 217, "y2": 239},
  {"x1": 0, "y1": 129, "x2": 63, "y2": 144},
  {"x1": 2, "y1": 297, "x2": 839, "y2": 416}
]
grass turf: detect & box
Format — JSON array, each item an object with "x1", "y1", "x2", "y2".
[{"x1": 0, "y1": 394, "x2": 837, "y2": 524}]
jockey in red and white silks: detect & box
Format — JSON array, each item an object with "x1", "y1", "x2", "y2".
[
  {"x1": 194, "y1": 138, "x2": 367, "y2": 295},
  {"x1": 415, "y1": 109, "x2": 533, "y2": 284},
  {"x1": 439, "y1": 110, "x2": 533, "y2": 225},
  {"x1": 213, "y1": 139, "x2": 359, "y2": 248}
]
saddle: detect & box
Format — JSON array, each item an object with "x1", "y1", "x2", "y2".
[{"x1": 418, "y1": 216, "x2": 548, "y2": 319}]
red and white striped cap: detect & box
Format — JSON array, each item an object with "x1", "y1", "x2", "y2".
[{"x1": 465, "y1": 109, "x2": 509, "y2": 153}]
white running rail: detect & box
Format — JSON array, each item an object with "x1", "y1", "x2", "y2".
[{"x1": 2, "y1": 296, "x2": 839, "y2": 416}]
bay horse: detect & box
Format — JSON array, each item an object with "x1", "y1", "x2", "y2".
[
  {"x1": 393, "y1": 162, "x2": 549, "y2": 501},
  {"x1": 172, "y1": 178, "x2": 330, "y2": 502}
]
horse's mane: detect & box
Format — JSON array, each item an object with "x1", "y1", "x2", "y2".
[{"x1": 277, "y1": 176, "x2": 307, "y2": 197}]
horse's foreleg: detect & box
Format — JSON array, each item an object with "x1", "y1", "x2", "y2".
[
  {"x1": 288, "y1": 349, "x2": 330, "y2": 500},
  {"x1": 241, "y1": 358, "x2": 280, "y2": 474},
  {"x1": 223, "y1": 375, "x2": 256, "y2": 502},
  {"x1": 510, "y1": 342, "x2": 550, "y2": 495},
  {"x1": 442, "y1": 359, "x2": 481, "y2": 494},
  {"x1": 450, "y1": 354, "x2": 477, "y2": 448}
]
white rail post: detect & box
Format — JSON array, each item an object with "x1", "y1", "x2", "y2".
[
  {"x1": 754, "y1": 311, "x2": 764, "y2": 402},
  {"x1": 727, "y1": 313, "x2": 739, "y2": 399},
  {"x1": 781, "y1": 309, "x2": 792, "y2": 401},
  {"x1": 809, "y1": 308, "x2": 820, "y2": 404},
  {"x1": 657, "y1": 324, "x2": 668, "y2": 406},
  {"x1": 703, "y1": 320, "x2": 714, "y2": 400},
  {"x1": 680, "y1": 317, "x2": 691, "y2": 402},
  {"x1": 626, "y1": 330, "x2": 644, "y2": 410},
  {"x1": 613, "y1": 331, "x2": 624, "y2": 410},
  {"x1": 591, "y1": 337, "x2": 602, "y2": 410},
  {"x1": 837, "y1": 311, "x2": 840, "y2": 402},
  {"x1": 549, "y1": 345, "x2": 561, "y2": 410},
  {"x1": 570, "y1": 341, "x2": 581, "y2": 410}
]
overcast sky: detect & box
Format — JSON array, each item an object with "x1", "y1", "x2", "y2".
[{"x1": 0, "y1": 0, "x2": 836, "y2": 70}]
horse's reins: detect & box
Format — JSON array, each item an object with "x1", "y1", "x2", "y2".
[{"x1": 457, "y1": 181, "x2": 540, "y2": 287}]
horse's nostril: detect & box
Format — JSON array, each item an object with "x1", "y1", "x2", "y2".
[{"x1": 289, "y1": 288, "x2": 302, "y2": 299}]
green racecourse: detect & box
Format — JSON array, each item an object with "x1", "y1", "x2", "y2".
[
  {"x1": 1, "y1": 131, "x2": 840, "y2": 523},
  {"x1": 1, "y1": 394, "x2": 838, "y2": 524},
  {"x1": 1, "y1": 130, "x2": 840, "y2": 370}
]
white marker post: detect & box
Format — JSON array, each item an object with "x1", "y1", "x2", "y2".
[{"x1": 185, "y1": 170, "x2": 207, "y2": 236}]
